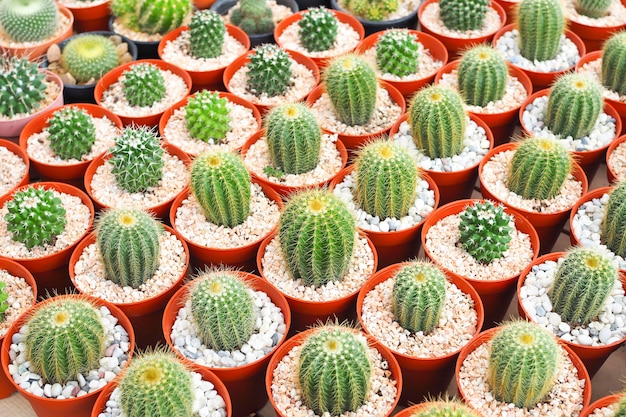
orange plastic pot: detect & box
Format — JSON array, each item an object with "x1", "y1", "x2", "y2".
[
  {"x1": 567, "y1": 14, "x2": 626, "y2": 53},
  {"x1": 579, "y1": 394, "x2": 623, "y2": 417},
  {"x1": 493, "y1": 0, "x2": 519, "y2": 24},
  {"x1": 0, "y1": 139, "x2": 29, "y2": 201},
  {"x1": 606, "y1": 134, "x2": 626, "y2": 183},
  {"x1": 393, "y1": 400, "x2": 483, "y2": 416},
  {"x1": 65, "y1": 0, "x2": 111, "y2": 32},
  {"x1": 568, "y1": 186, "x2": 613, "y2": 248}
]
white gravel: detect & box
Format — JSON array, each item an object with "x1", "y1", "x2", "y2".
[
  {"x1": 608, "y1": 140, "x2": 626, "y2": 182},
  {"x1": 0, "y1": 271, "x2": 34, "y2": 339},
  {"x1": 588, "y1": 402, "x2": 619, "y2": 417},
  {"x1": 0, "y1": 146, "x2": 28, "y2": 197}
]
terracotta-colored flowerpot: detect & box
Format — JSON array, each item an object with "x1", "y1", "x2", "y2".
[
  {"x1": 493, "y1": 0, "x2": 519, "y2": 24},
  {"x1": 193, "y1": 0, "x2": 216, "y2": 8},
  {"x1": 162, "y1": 271, "x2": 290, "y2": 417},
  {"x1": 0, "y1": 138, "x2": 29, "y2": 201},
  {"x1": 393, "y1": 400, "x2": 483, "y2": 416},
  {"x1": 606, "y1": 133, "x2": 626, "y2": 183},
  {"x1": 330, "y1": 0, "x2": 419, "y2": 36},
  {"x1": 356, "y1": 262, "x2": 484, "y2": 405},
  {"x1": 63, "y1": 0, "x2": 112, "y2": 32},
  {"x1": 567, "y1": 13, "x2": 626, "y2": 53},
  {"x1": 579, "y1": 394, "x2": 623, "y2": 417}
]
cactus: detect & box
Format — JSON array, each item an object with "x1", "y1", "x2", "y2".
[
  {"x1": 342, "y1": 0, "x2": 398, "y2": 20},
  {"x1": 0, "y1": 281, "x2": 7, "y2": 322},
  {"x1": 24, "y1": 297, "x2": 106, "y2": 384},
  {"x1": 439, "y1": 0, "x2": 489, "y2": 31},
  {"x1": 298, "y1": 7, "x2": 338, "y2": 52},
  {"x1": 184, "y1": 91, "x2": 231, "y2": 143},
  {"x1": 601, "y1": 31, "x2": 626, "y2": 95},
  {"x1": 245, "y1": 44, "x2": 293, "y2": 97},
  {"x1": 189, "y1": 9, "x2": 226, "y2": 59},
  {"x1": 457, "y1": 45, "x2": 508, "y2": 107},
  {"x1": 279, "y1": 189, "x2": 356, "y2": 287},
  {"x1": 353, "y1": 139, "x2": 418, "y2": 220},
  {"x1": 545, "y1": 73, "x2": 603, "y2": 139},
  {"x1": 96, "y1": 208, "x2": 163, "y2": 289},
  {"x1": 134, "y1": 0, "x2": 192, "y2": 35},
  {"x1": 616, "y1": 395, "x2": 626, "y2": 417},
  {"x1": 60, "y1": 34, "x2": 120, "y2": 84},
  {"x1": 121, "y1": 63, "x2": 166, "y2": 108},
  {"x1": 109, "y1": 126, "x2": 165, "y2": 193},
  {"x1": 4, "y1": 186, "x2": 66, "y2": 249},
  {"x1": 517, "y1": 0, "x2": 565, "y2": 62},
  {"x1": 189, "y1": 150, "x2": 251, "y2": 228},
  {"x1": 458, "y1": 200, "x2": 513, "y2": 264},
  {"x1": 487, "y1": 320, "x2": 561, "y2": 409},
  {"x1": 575, "y1": 0, "x2": 612, "y2": 18},
  {"x1": 46, "y1": 107, "x2": 97, "y2": 160},
  {"x1": 265, "y1": 102, "x2": 322, "y2": 175},
  {"x1": 0, "y1": 0, "x2": 57, "y2": 43},
  {"x1": 230, "y1": 0, "x2": 274, "y2": 35},
  {"x1": 408, "y1": 85, "x2": 467, "y2": 159},
  {"x1": 325, "y1": 54, "x2": 378, "y2": 126},
  {"x1": 601, "y1": 180, "x2": 626, "y2": 258},
  {"x1": 298, "y1": 325, "x2": 372, "y2": 415},
  {"x1": 411, "y1": 399, "x2": 482, "y2": 417},
  {"x1": 189, "y1": 269, "x2": 255, "y2": 351},
  {"x1": 0, "y1": 56, "x2": 47, "y2": 118},
  {"x1": 375, "y1": 29, "x2": 420, "y2": 78},
  {"x1": 391, "y1": 261, "x2": 447, "y2": 334}
]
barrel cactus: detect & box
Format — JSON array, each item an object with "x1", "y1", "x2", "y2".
[
  {"x1": 0, "y1": 281, "x2": 8, "y2": 322},
  {"x1": 411, "y1": 400, "x2": 483, "y2": 417},
  {"x1": 298, "y1": 7, "x2": 338, "y2": 52},
  {"x1": 111, "y1": 0, "x2": 192, "y2": 35},
  {"x1": 439, "y1": 0, "x2": 489, "y2": 31},
  {"x1": 189, "y1": 9, "x2": 226, "y2": 59},
  {"x1": 601, "y1": 180, "x2": 626, "y2": 258},
  {"x1": 601, "y1": 31, "x2": 626, "y2": 95},
  {"x1": 184, "y1": 91, "x2": 231, "y2": 144},
  {"x1": 458, "y1": 200, "x2": 513, "y2": 264},
  {"x1": 375, "y1": 29, "x2": 420, "y2": 78},
  {"x1": 457, "y1": 45, "x2": 508, "y2": 107},
  {"x1": 230, "y1": 0, "x2": 274, "y2": 35},
  {"x1": 0, "y1": 56, "x2": 47, "y2": 118},
  {"x1": 341, "y1": 0, "x2": 398, "y2": 20},
  {"x1": 245, "y1": 44, "x2": 293, "y2": 97},
  {"x1": 121, "y1": 63, "x2": 166, "y2": 108},
  {"x1": 60, "y1": 34, "x2": 120, "y2": 84},
  {"x1": 517, "y1": 0, "x2": 565, "y2": 62},
  {"x1": 0, "y1": 0, "x2": 57, "y2": 43},
  {"x1": 46, "y1": 107, "x2": 97, "y2": 161},
  {"x1": 575, "y1": 0, "x2": 612, "y2": 18}
]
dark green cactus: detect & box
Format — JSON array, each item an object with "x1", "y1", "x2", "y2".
[
  {"x1": 0, "y1": 281, "x2": 7, "y2": 322},
  {"x1": 457, "y1": 45, "x2": 508, "y2": 107},
  {"x1": 122, "y1": 63, "x2": 166, "y2": 108},
  {"x1": 458, "y1": 200, "x2": 513, "y2": 264},
  {"x1": 375, "y1": 29, "x2": 420, "y2": 78},
  {"x1": 601, "y1": 31, "x2": 626, "y2": 95},
  {"x1": 517, "y1": 0, "x2": 565, "y2": 62},
  {"x1": 298, "y1": 7, "x2": 338, "y2": 52},
  {"x1": 184, "y1": 91, "x2": 231, "y2": 143},
  {"x1": 46, "y1": 107, "x2": 97, "y2": 161},
  {"x1": 601, "y1": 180, "x2": 626, "y2": 258},
  {"x1": 0, "y1": 0, "x2": 57, "y2": 43},
  {"x1": 245, "y1": 44, "x2": 293, "y2": 97},
  {"x1": 189, "y1": 10, "x2": 226, "y2": 59},
  {"x1": 230, "y1": 0, "x2": 274, "y2": 35},
  {"x1": 411, "y1": 400, "x2": 483, "y2": 417},
  {"x1": 0, "y1": 56, "x2": 47, "y2": 118},
  {"x1": 135, "y1": 0, "x2": 192, "y2": 35},
  {"x1": 439, "y1": 0, "x2": 489, "y2": 31},
  {"x1": 60, "y1": 34, "x2": 120, "y2": 84},
  {"x1": 575, "y1": 0, "x2": 612, "y2": 18}
]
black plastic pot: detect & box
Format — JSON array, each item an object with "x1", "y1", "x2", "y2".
[
  {"x1": 296, "y1": 0, "x2": 330, "y2": 9},
  {"x1": 108, "y1": 17, "x2": 161, "y2": 60},
  {"x1": 330, "y1": 0, "x2": 418, "y2": 36}
]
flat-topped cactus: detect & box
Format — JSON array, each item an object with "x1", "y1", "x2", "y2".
[
  {"x1": 375, "y1": 29, "x2": 420, "y2": 78},
  {"x1": 246, "y1": 44, "x2": 293, "y2": 98},
  {"x1": 46, "y1": 107, "x2": 97, "y2": 161},
  {"x1": 0, "y1": 0, "x2": 57, "y2": 43},
  {"x1": 457, "y1": 45, "x2": 508, "y2": 107},
  {"x1": 439, "y1": 0, "x2": 489, "y2": 31},
  {"x1": 60, "y1": 34, "x2": 120, "y2": 84},
  {"x1": 517, "y1": 0, "x2": 565, "y2": 62},
  {"x1": 184, "y1": 91, "x2": 231, "y2": 143},
  {"x1": 298, "y1": 7, "x2": 338, "y2": 52},
  {"x1": 458, "y1": 200, "x2": 513, "y2": 264},
  {"x1": 601, "y1": 180, "x2": 626, "y2": 258},
  {"x1": 0, "y1": 56, "x2": 47, "y2": 118},
  {"x1": 189, "y1": 9, "x2": 226, "y2": 59},
  {"x1": 601, "y1": 31, "x2": 626, "y2": 95}
]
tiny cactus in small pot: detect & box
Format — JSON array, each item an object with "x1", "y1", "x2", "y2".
[
  {"x1": 298, "y1": 6, "x2": 339, "y2": 52},
  {"x1": 110, "y1": 0, "x2": 193, "y2": 35},
  {"x1": 184, "y1": 90, "x2": 231, "y2": 144},
  {"x1": 245, "y1": 44, "x2": 293, "y2": 98},
  {"x1": 438, "y1": 0, "x2": 489, "y2": 31},
  {"x1": 601, "y1": 31, "x2": 626, "y2": 96},
  {"x1": 0, "y1": 0, "x2": 57, "y2": 43},
  {"x1": 0, "y1": 281, "x2": 8, "y2": 322},
  {"x1": 457, "y1": 44, "x2": 508, "y2": 107},
  {"x1": 517, "y1": 0, "x2": 565, "y2": 62},
  {"x1": 375, "y1": 29, "x2": 420, "y2": 78},
  {"x1": 230, "y1": 0, "x2": 274, "y2": 35},
  {"x1": 458, "y1": 200, "x2": 513, "y2": 264},
  {"x1": 60, "y1": 34, "x2": 120, "y2": 84},
  {"x1": 574, "y1": 0, "x2": 612, "y2": 18},
  {"x1": 188, "y1": 9, "x2": 226, "y2": 59},
  {"x1": 121, "y1": 63, "x2": 166, "y2": 108},
  {"x1": 601, "y1": 180, "x2": 626, "y2": 258},
  {"x1": 45, "y1": 106, "x2": 97, "y2": 160},
  {"x1": 0, "y1": 55, "x2": 48, "y2": 118}
]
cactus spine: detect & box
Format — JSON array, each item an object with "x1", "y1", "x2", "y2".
[
  {"x1": 60, "y1": 34, "x2": 120, "y2": 84},
  {"x1": 46, "y1": 107, "x2": 97, "y2": 160},
  {"x1": 601, "y1": 31, "x2": 626, "y2": 95},
  {"x1": 0, "y1": 281, "x2": 7, "y2": 322},
  {"x1": 135, "y1": 0, "x2": 192, "y2": 35},
  {"x1": 439, "y1": 0, "x2": 489, "y2": 31},
  {"x1": 0, "y1": 56, "x2": 47, "y2": 118},
  {"x1": 298, "y1": 7, "x2": 338, "y2": 52},
  {"x1": 245, "y1": 44, "x2": 293, "y2": 97},
  {"x1": 0, "y1": 0, "x2": 57, "y2": 43},
  {"x1": 189, "y1": 10, "x2": 226, "y2": 59},
  {"x1": 411, "y1": 400, "x2": 483, "y2": 417},
  {"x1": 575, "y1": 0, "x2": 612, "y2": 18},
  {"x1": 457, "y1": 45, "x2": 508, "y2": 107},
  {"x1": 601, "y1": 180, "x2": 626, "y2": 258},
  {"x1": 458, "y1": 201, "x2": 513, "y2": 264},
  {"x1": 375, "y1": 29, "x2": 420, "y2": 78},
  {"x1": 517, "y1": 0, "x2": 565, "y2": 62},
  {"x1": 230, "y1": 0, "x2": 274, "y2": 35},
  {"x1": 184, "y1": 91, "x2": 231, "y2": 143},
  {"x1": 122, "y1": 63, "x2": 166, "y2": 108}
]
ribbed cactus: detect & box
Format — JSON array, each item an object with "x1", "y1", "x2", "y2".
[
  {"x1": 575, "y1": 0, "x2": 612, "y2": 18},
  {"x1": 96, "y1": 208, "x2": 163, "y2": 289},
  {"x1": 408, "y1": 85, "x2": 466, "y2": 159},
  {"x1": 487, "y1": 321, "x2": 561, "y2": 409},
  {"x1": 0, "y1": 0, "x2": 57, "y2": 43},
  {"x1": 0, "y1": 281, "x2": 7, "y2": 322},
  {"x1": 189, "y1": 150, "x2": 251, "y2": 228},
  {"x1": 342, "y1": 0, "x2": 398, "y2": 20},
  {"x1": 230, "y1": 0, "x2": 274, "y2": 35},
  {"x1": 457, "y1": 45, "x2": 508, "y2": 107},
  {"x1": 517, "y1": 0, "x2": 565, "y2": 62},
  {"x1": 0, "y1": 56, "x2": 47, "y2": 118},
  {"x1": 24, "y1": 297, "x2": 106, "y2": 384},
  {"x1": 439, "y1": 0, "x2": 489, "y2": 31},
  {"x1": 109, "y1": 126, "x2": 165, "y2": 193},
  {"x1": 601, "y1": 180, "x2": 626, "y2": 258},
  {"x1": 189, "y1": 10, "x2": 226, "y2": 59},
  {"x1": 46, "y1": 107, "x2": 97, "y2": 160},
  {"x1": 189, "y1": 270, "x2": 255, "y2": 351},
  {"x1": 265, "y1": 102, "x2": 322, "y2": 175},
  {"x1": 133, "y1": 0, "x2": 192, "y2": 35},
  {"x1": 353, "y1": 139, "x2": 418, "y2": 219},
  {"x1": 411, "y1": 400, "x2": 482, "y2": 417},
  {"x1": 121, "y1": 63, "x2": 166, "y2": 108},
  {"x1": 184, "y1": 91, "x2": 231, "y2": 143},
  {"x1": 4, "y1": 186, "x2": 66, "y2": 249},
  {"x1": 375, "y1": 29, "x2": 420, "y2": 78},
  {"x1": 60, "y1": 34, "x2": 119, "y2": 84},
  {"x1": 545, "y1": 73, "x2": 603, "y2": 140},
  {"x1": 298, "y1": 325, "x2": 372, "y2": 415},
  {"x1": 279, "y1": 189, "x2": 356, "y2": 287},
  {"x1": 245, "y1": 44, "x2": 293, "y2": 97},
  {"x1": 391, "y1": 261, "x2": 447, "y2": 334},
  {"x1": 458, "y1": 201, "x2": 513, "y2": 264},
  {"x1": 298, "y1": 7, "x2": 338, "y2": 52},
  {"x1": 601, "y1": 31, "x2": 626, "y2": 95},
  {"x1": 325, "y1": 54, "x2": 378, "y2": 126}
]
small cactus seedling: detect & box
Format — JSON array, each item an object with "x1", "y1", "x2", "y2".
[
  {"x1": 46, "y1": 107, "x2": 97, "y2": 161},
  {"x1": 601, "y1": 180, "x2": 626, "y2": 258},
  {"x1": 375, "y1": 29, "x2": 420, "y2": 78},
  {"x1": 457, "y1": 45, "x2": 508, "y2": 107},
  {"x1": 298, "y1": 7, "x2": 338, "y2": 52},
  {"x1": 298, "y1": 325, "x2": 372, "y2": 415},
  {"x1": 439, "y1": 0, "x2": 489, "y2": 31},
  {"x1": 189, "y1": 9, "x2": 226, "y2": 59},
  {"x1": 410, "y1": 399, "x2": 483, "y2": 417},
  {"x1": 575, "y1": 0, "x2": 612, "y2": 18},
  {"x1": 111, "y1": 0, "x2": 192, "y2": 35},
  {"x1": 517, "y1": 0, "x2": 565, "y2": 62},
  {"x1": 279, "y1": 189, "x2": 356, "y2": 287},
  {"x1": 0, "y1": 55, "x2": 47, "y2": 118},
  {"x1": 230, "y1": 0, "x2": 274, "y2": 35},
  {"x1": 601, "y1": 31, "x2": 626, "y2": 95},
  {"x1": 0, "y1": 0, "x2": 57, "y2": 43},
  {"x1": 487, "y1": 320, "x2": 561, "y2": 409},
  {"x1": 60, "y1": 34, "x2": 120, "y2": 84},
  {"x1": 342, "y1": 0, "x2": 399, "y2": 21},
  {"x1": 245, "y1": 44, "x2": 293, "y2": 97},
  {"x1": 0, "y1": 281, "x2": 7, "y2": 322},
  {"x1": 458, "y1": 200, "x2": 513, "y2": 264},
  {"x1": 184, "y1": 90, "x2": 231, "y2": 143},
  {"x1": 189, "y1": 269, "x2": 255, "y2": 351},
  {"x1": 121, "y1": 63, "x2": 166, "y2": 108},
  {"x1": 4, "y1": 186, "x2": 67, "y2": 249}
]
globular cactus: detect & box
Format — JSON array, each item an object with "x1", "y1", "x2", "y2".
[
  {"x1": 411, "y1": 399, "x2": 483, "y2": 417},
  {"x1": 0, "y1": 0, "x2": 57, "y2": 43},
  {"x1": 110, "y1": 0, "x2": 139, "y2": 29},
  {"x1": 4, "y1": 186, "x2": 66, "y2": 249},
  {"x1": 60, "y1": 34, "x2": 120, "y2": 84},
  {"x1": 439, "y1": 0, "x2": 489, "y2": 31},
  {"x1": 279, "y1": 189, "x2": 356, "y2": 287},
  {"x1": 517, "y1": 0, "x2": 565, "y2": 62},
  {"x1": 24, "y1": 297, "x2": 106, "y2": 384},
  {"x1": 0, "y1": 56, "x2": 47, "y2": 118},
  {"x1": 96, "y1": 208, "x2": 163, "y2": 289},
  {"x1": 391, "y1": 261, "x2": 447, "y2": 334},
  {"x1": 601, "y1": 31, "x2": 626, "y2": 95},
  {"x1": 375, "y1": 29, "x2": 420, "y2": 78},
  {"x1": 109, "y1": 126, "x2": 165, "y2": 193},
  {"x1": 230, "y1": 0, "x2": 274, "y2": 35},
  {"x1": 189, "y1": 269, "x2": 255, "y2": 351},
  {"x1": 545, "y1": 73, "x2": 603, "y2": 140},
  {"x1": 575, "y1": 0, "x2": 612, "y2": 18},
  {"x1": 458, "y1": 200, "x2": 513, "y2": 264},
  {"x1": 298, "y1": 325, "x2": 372, "y2": 415},
  {"x1": 487, "y1": 320, "x2": 561, "y2": 409},
  {"x1": 0, "y1": 281, "x2": 7, "y2": 322},
  {"x1": 245, "y1": 44, "x2": 293, "y2": 97},
  {"x1": 121, "y1": 63, "x2": 166, "y2": 108},
  {"x1": 298, "y1": 7, "x2": 338, "y2": 52},
  {"x1": 601, "y1": 180, "x2": 626, "y2": 258},
  {"x1": 457, "y1": 45, "x2": 508, "y2": 107},
  {"x1": 46, "y1": 107, "x2": 97, "y2": 160},
  {"x1": 343, "y1": 0, "x2": 398, "y2": 20},
  {"x1": 408, "y1": 85, "x2": 466, "y2": 159},
  {"x1": 189, "y1": 10, "x2": 226, "y2": 59},
  {"x1": 325, "y1": 54, "x2": 378, "y2": 126},
  {"x1": 189, "y1": 150, "x2": 251, "y2": 228},
  {"x1": 135, "y1": 0, "x2": 192, "y2": 35},
  {"x1": 184, "y1": 91, "x2": 231, "y2": 143},
  {"x1": 353, "y1": 139, "x2": 418, "y2": 220},
  {"x1": 265, "y1": 102, "x2": 322, "y2": 175}
]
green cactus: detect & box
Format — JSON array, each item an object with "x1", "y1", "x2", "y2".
[
  {"x1": 507, "y1": 135, "x2": 572, "y2": 200},
  {"x1": 298, "y1": 325, "x2": 372, "y2": 415},
  {"x1": 0, "y1": 56, "x2": 47, "y2": 118},
  {"x1": 601, "y1": 180, "x2": 626, "y2": 258},
  {"x1": 60, "y1": 34, "x2": 120, "y2": 84},
  {"x1": 408, "y1": 85, "x2": 467, "y2": 159},
  {"x1": 517, "y1": 0, "x2": 565, "y2": 62},
  {"x1": 575, "y1": 0, "x2": 612, "y2": 18},
  {"x1": 487, "y1": 320, "x2": 561, "y2": 409},
  {"x1": 135, "y1": 0, "x2": 192, "y2": 35},
  {"x1": 457, "y1": 45, "x2": 508, "y2": 107},
  {"x1": 109, "y1": 126, "x2": 165, "y2": 193},
  {"x1": 0, "y1": 0, "x2": 57, "y2": 43},
  {"x1": 96, "y1": 208, "x2": 163, "y2": 289},
  {"x1": 410, "y1": 399, "x2": 482, "y2": 417},
  {"x1": 265, "y1": 102, "x2": 322, "y2": 175},
  {"x1": 353, "y1": 139, "x2": 418, "y2": 219},
  {"x1": 46, "y1": 107, "x2": 97, "y2": 161},
  {"x1": 325, "y1": 54, "x2": 378, "y2": 126},
  {"x1": 189, "y1": 269, "x2": 255, "y2": 351},
  {"x1": 189, "y1": 150, "x2": 251, "y2": 228},
  {"x1": 24, "y1": 297, "x2": 106, "y2": 384},
  {"x1": 342, "y1": 0, "x2": 398, "y2": 20},
  {"x1": 439, "y1": 0, "x2": 489, "y2": 31},
  {"x1": 601, "y1": 31, "x2": 626, "y2": 95},
  {"x1": 458, "y1": 200, "x2": 513, "y2": 264},
  {"x1": 298, "y1": 7, "x2": 338, "y2": 52},
  {"x1": 0, "y1": 281, "x2": 7, "y2": 322},
  {"x1": 122, "y1": 63, "x2": 166, "y2": 108},
  {"x1": 189, "y1": 10, "x2": 226, "y2": 59},
  {"x1": 4, "y1": 186, "x2": 66, "y2": 249},
  {"x1": 279, "y1": 189, "x2": 356, "y2": 287},
  {"x1": 375, "y1": 29, "x2": 420, "y2": 78},
  {"x1": 245, "y1": 44, "x2": 293, "y2": 97},
  {"x1": 230, "y1": 0, "x2": 274, "y2": 35},
  {"x1": 615, "y1": 395, "x2": 626, "y2": 417},
  {"x1": 184, "y1": 91, "x2": 231, "y2": 143},
  {"x1": 110, "y1": 0, "x2": 136, "y2": 19}
]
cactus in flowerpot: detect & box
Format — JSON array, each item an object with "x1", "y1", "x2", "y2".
[
  {"x1": 341, "y1": 0, "x2": 399, "y2": 21},
  {"x1": 121, "y1": 63, "x2": 166, "y2": 108},
  {"x1": 245, "y1": 44, "x2": 293, "y2": 98},
  {"x1": 0, "y1": 55, "x2": 47, "y2": 118},
  {"x1": 230, "y1": 0, "x2": 274, "y2": 35},
  {"x1": 184, "y1": 90, "x2": 231, "y2": 144},
  {"x1": 458, "y1": 200, "x2": 513, "y2": 264},
  {"x1": 59, "y1": 34, "x2": 120, "y2": 84},
  {"x1": 601, "y1": 31, "x2": 626, "y2": 95},
  {"x1": 375, "y1": 29, "x2": 420, "y2": 78},
  {"x1": 0, "y1": 0, "x2": 57, "y2": 43},
  {"x1": 601, "y1": 180, "x2": 626, "y2": 258},
  {"x1": 439, "y1": 0, "x2": 489, "y2": 31},
  {"x1": 517, "y1": 0, "x2": 566, "y2": 62},
  {"x1": 575, "y1": 0, "x2": 612, "y2": 18},
  {"x1": 615, "y1": 395, "x2": 626, "y2": 417},
  {"x1": 298, "y1": 7, "x2": 338, "y2": 52},
  {"x1": 188, "y1": 9, "x2": 226, "y2": 59},
  {"x1": 457, "y1": 44, "x2": 509, "y2": 107},
  {"x1": 46, "y1": 107, "x2": 97, "y2": 160},
  {"x1": 411, "y1": 399, "x2": 483, "y2": 416},
  {"x1": 110, "y1": 0, "x2": 192, "y2": 35},
  {"x1": 0, "y1": 281, "x2": 8, "y2": 322}
]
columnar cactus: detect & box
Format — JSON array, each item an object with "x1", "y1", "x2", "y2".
[
  {"x1": 230, "y1": 0, "x2": 274, "y2": 35},
  {"x1": 575, "y1": 0, "x2": 612, "y2": 18},
  {"x1": 411, "y1": 400, "x2": 483, "y2": 417},
  {"x1": 60, "y1": 34, "x2": 120, "y2": 84},
  {"x1": 0, "y1": 56, "x2": 47, "y2": 118},
  {"x1": 487, "y1": 321, "x2": 561, "y2": 409},
  {"x1": 0, "y1": 0, "x2": 57, "y2": 43},
  {"x1": 189, "y1": 10, "x2": 226, "y2": 59},
  {"x1": 458, "y1": 201, "x2": 513, "y2": 264},
  {"x1": 245, "y1": 44, "x2": 293, "y2": 97},
  {"x1": 517, "y1": 0, "x2": 565, "y2": 62},
  {"x1": 46, "y1": 107, "x2": 97, "y2": 160},
  {"x1": 457, "y1": 45, "x2": 508, "y2": 107},
  {"x1": 279, "y1": 189, "x2": 356, "y2": 287},
  {"x1": 601, "y1": 31, "x2": 626, "y2": 95},
  {"x1": 375, "y1": 29, "x2": 420, "y2": 78},
  {"x1": 184, "y1": 91, "x2": 231, "y2": 143},
  {"x1": 121, "y1": 63, "x2": 166, "y2": 108},
  {"x1": 439, "y1": 0, "x2": 489, "y2": 31},
  {"x1": 601, "y1": 180, "x2": 626, "y2": 258},
  {"x1": 298, "y1": 7, "x2": 338, "y2": 52},
  {"x1": 0, "y1": 281, "x2": 7, "y2": 322}
]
